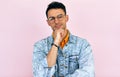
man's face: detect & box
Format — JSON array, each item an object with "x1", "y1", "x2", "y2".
[{"x1": 47, "y1": 9, "x2": 69, "y2": 31}]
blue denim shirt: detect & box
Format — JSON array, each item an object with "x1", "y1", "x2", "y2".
[{"x1": 33, "y1": 34, "x2": 95, "y2": 77}]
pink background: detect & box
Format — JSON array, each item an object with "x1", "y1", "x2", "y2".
[{"x1": 0, "y1": 0, "x2": 120, "y2": 77}]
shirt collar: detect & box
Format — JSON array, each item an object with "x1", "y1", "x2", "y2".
[
  {"x1": 68, "y1": 33, "x2": 76, "y2": 44},
  {"x1": 60, "y1": 30, "x2": 69, "y2": 48}
]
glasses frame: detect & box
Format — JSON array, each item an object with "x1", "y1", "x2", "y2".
[{"x1": 47, "y1": 14, "x2": 66, "y2": 22}]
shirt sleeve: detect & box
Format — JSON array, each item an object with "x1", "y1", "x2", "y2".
[
  {"x1": 65, "y1": 39, "x2": 95, "y2": 77},
  {"x1": 32, "y1": 42, "x2": 55, "y2": 77}
]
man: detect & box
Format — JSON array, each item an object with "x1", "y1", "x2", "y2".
[{"x1": 33, "y1": 1, "x2": 95, "y2": 77}]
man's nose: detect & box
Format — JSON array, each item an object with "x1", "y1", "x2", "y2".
[{"x1": 54, "y1": 18, "x2": 59, "y2": 23}]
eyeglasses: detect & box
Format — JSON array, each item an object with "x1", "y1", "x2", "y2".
[{"x1": 47, "y1": 14, "x2": 65, "y2": 22}]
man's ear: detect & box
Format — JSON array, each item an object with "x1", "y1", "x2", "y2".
[{"x1": 66, "y1": 15, "x2": 69, "y2": 22}]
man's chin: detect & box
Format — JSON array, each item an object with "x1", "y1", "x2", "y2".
[{"x1": 53, "y1": 27, "x2": 66, "y2": 31}]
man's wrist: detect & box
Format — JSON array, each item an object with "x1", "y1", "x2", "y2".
[{"x1": 51, "y1": 43, "x2": 59, "y2": 49}]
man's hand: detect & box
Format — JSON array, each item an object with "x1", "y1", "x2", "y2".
[{"x1": 53, "y1": 28, "x2": 65, "y2": 46}]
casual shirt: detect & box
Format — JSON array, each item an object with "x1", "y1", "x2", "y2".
[
  {"x1": 60, "y1": 30, "x2": 69, "y2": 49},
  {"x1": 32, "y1": 33, "x2": 95, "y2": 77}
]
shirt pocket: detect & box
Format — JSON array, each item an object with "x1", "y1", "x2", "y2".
[{"x1": 68, "y1": 55, "x2": 79, "y2": 74}]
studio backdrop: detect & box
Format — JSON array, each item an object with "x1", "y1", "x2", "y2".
[{"x1": 0, "y1": 0, "x2": 120, "y2": 77}]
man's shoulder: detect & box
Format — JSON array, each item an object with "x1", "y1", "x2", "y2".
[
  {"x1": 70, "y1": 34, "x2": 90, "y2": 44},
  {"x1": 34, "y1": 35, "x2": 53, "y2": 46},
  {"x1": 70, "y1": 34, "x2": 84, "y2": 41}
]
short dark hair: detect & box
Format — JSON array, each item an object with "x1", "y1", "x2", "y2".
[{"x1": 46, "y1": 1, "x2": 66, "y2": 18}]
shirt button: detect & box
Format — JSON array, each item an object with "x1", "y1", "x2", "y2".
[
  {"x1": 65, "y1": 66, "x2": 67, "y2": 68},
  {"x1": 60, "y1": 64, "x2": 64, "y2": 66}
]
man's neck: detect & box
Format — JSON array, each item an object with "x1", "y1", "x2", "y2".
[{"x1": 62, "y1": 29, "x2": 68, "y2": 40}]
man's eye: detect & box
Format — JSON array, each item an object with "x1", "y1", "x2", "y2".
[
  {"x1": 58, "y1": 15, "x2": 63, "y2": 18},
  {"x1": 48, "y1": 17, "x2": 54, "y2": 21}
]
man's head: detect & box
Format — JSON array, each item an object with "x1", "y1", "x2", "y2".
[
  {"x1": 46, "y1": 1, "x2": 69, "y2": 31},
  {"x1": 46, "y1": 1, "x2": 66, "y2": 18}
]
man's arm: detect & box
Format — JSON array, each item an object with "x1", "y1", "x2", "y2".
[
  {"x1": 65, "y1": 39, "x2": 95, "y2": 77},
  {"x1": 47, "y1": 29, "x2": 65, "y2": 67},
  {"x1": 47, "y1": 41, "x2": 59, "y2": 67},
  {"x1": 33, "y1": 29, "x2": 65, "y2": 77}
]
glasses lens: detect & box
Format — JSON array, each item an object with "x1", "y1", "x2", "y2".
[{"x1": 48, "y1": 17, "x2": 55, "y2": 21}]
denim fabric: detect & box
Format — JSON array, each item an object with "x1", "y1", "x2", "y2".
[{"x1": 33, "y1": 34, "x2": 95, "y2": 77}]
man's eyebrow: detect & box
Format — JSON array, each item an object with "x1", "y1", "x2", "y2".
[
  {"x1": 58, "y1": 14, "x2": 63, "y2": 15},
  {"x1": 48, "y1": 14, "x2": 63, "y2": 18}
]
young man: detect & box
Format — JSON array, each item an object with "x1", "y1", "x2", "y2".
[{"x1": 33, "y1": 1, "x2": 95, "y2": 77}]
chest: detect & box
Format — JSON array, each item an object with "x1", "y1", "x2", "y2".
[{"x1": 56, "y1": 45, "x2": 80, "y2": 76}]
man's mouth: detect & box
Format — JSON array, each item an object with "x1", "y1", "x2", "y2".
[{"x1": 55, "y1": 25, "x2": 61, "y2": 29}]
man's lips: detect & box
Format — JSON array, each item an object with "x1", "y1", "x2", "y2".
[{"x1": 55, "y1": 25, "x2": 61, "y2": 29}]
